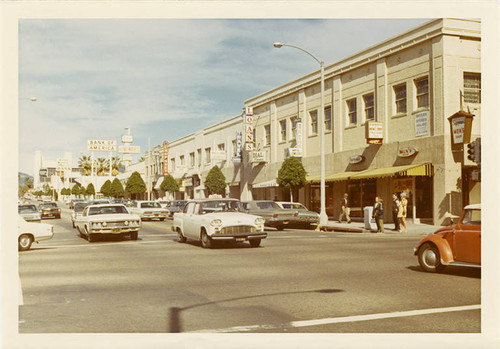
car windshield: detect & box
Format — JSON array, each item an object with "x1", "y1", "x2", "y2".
[
  {"x1": 281, "y1": 203, "x2": 306, "y2": 210},
  {"x1": 256, "y1": 201, "x2": 278, "y2": 210},
  {"x1": 40, "y1": 203, "x2": 58, "y2": 208},
  {"x1": 74, "y1": 203, "x2": 88, "y2": 212},
  {"x1": 18, "y1": 205, "x2": 38, "y2": 213},
  {"x1": 88, "y1": 205, "x2": 129, "y2": 215},
  {"x1": 200, "y1": 200, "x2": 241, "y2": 214},
  {"x1": 461, "y1": 209, "x2": 481, "y2": 225},
  {"x1": 140, "y1": 202, "x2": 162, "y2": 208}
]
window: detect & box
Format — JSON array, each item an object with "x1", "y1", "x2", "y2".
[
  {"x1": 347, "y1": 98, "x2": 357, "y2": 125},
  {"x1": 279, "y1": 119, "x2": 287, "y2": 142},
  {"x1": 171, "y1": 158, "x2": 176, "y2": 170},
  {"x1": 463, "y1": 72, "x2": 481, "y2": 103},
  {"x1": 232, "y1": 139, "x2": 237, "y2": 156},
  {"x1": 197, "y1": 148, "x2": 202, "y2": 167},
  {"x1": 180, "y1": 155, "x2": 185, "y2": 166},
  {"x1": 205, "y1": 147, "x2": 211, "y2": 164},
  {"x1": 264, "y1": 125, "x2": 271, "y2": 146},
  {"x1": 415, "y1": 77, "x2": 429, "y2": 108},
  {"x1": 290, "y1": 116, "x2": 298, "y2": 139},
  {"x1": 394, "y1": 84, "x2": 407, "y2": 114},
  {"x1": 363, "y1": 94, "x2": 375, "y2": 121},
  {"x1": 324, "y1": 107, "x2": 332, "y2": 131},
  {"x1": 189, "y1": 152, "x2": 195, "y2": 168},
  {"x1": 309, "y1": 110, "x2": 318, "y2": 134},
  {"x1": 218, "y1": 143, "x2": 225, "y2": 151}
]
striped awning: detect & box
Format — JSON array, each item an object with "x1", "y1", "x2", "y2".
[
  {"x1": 307, "y1": 171, "x2": 359, "y2": 183},
  {"x1": 349, "y1": 163, "x2": 433, "y2": 180}
]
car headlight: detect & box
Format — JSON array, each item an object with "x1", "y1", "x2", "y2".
[
  {"x1": 210, "y1": 219, "x2": 222, "y2": 228},
  {"x1": 255, "y1": 217, "x2": 265, "y2": 225},
  {"x1": 124, "y1": 221, "x2": 130, "y2": 226},
  {"x1": 102, "y1": 222, "x2": 107, "y2": 227}
]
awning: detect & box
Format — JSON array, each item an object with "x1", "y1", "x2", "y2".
[
  {"x1": 349, "y1": 163, "x2": 433, "y2": 180},
  {"x1": 252, "y1": 179, "x2": 278, "y2": 188},
  {"x1": 154, "y1": 176, "x2": 164, "y2": 190},
  {"x1": 307, "y1": 171, "x2": 359, "y2": 183}
]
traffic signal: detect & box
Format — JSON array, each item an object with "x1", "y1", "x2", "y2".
[{"x1": 467, "y1": 141, "x2": 476, "y2": 162}]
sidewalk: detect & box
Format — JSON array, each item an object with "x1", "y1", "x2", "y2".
[{"x1": 319, "y1": 219, "x2": 441, "y2": 236}]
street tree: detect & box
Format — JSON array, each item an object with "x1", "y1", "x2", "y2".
[
  {"x1": 277, "y1": 157, "x2": 307, "y2": 202},
  {"x1": 100, "y1": 180, "x2": 112, "y2": 197},
  {"x1": 160, "y1": 174, "x2": 179, "y2": 198},
  {"x1": 72, "y1": 184, "x2": 81, "y2": 198},
  {"x1": 204, "y1": 165, "x2": 226, "y2": 196},
  {"x1": 111, "y1": 178, "x2": 124, "y2": 198},
  {"x1": 96, "y1": 157, "x2": 108, "y2": 176},
  {"x1": 86, "y1": 183, "x2": 96, "y2": 198},
  {"x1": 125, "y1": 171, "x2": 146, "y2": 199}
]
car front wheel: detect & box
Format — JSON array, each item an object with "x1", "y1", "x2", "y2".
[
  {"x1": 249, "y1": 239, "x2": 261, "y2": 247},
  {"x1": 201, "y1": 230, "x2": 212, "y2": 249},
  {"x1": 177, "y1": 229, "x2": 187, "y2": 243},
  {"x1": 418, "y1": 243, "x2": 446, "y2": 273},
  {"x1": 130, "y1": 231, "x2": 138, "y2": 240},
  {"x1": 19, "y1": 234, "x2": 33, "y2": 251}
]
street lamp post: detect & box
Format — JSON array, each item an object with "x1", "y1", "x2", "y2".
[{"x1": 273, "y1": 42, "x2": 328, "y2": 226}]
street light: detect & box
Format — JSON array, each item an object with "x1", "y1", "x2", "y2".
[{"x1": 273, "y1": 42, "x2": 328, "y2": 226}]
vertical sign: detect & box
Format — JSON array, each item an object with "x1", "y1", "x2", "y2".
[
  {"x1": 415, "y1": 111, "x2": 429, "y2": 137},
  {"x1": 450, "y1": 116, "x2": 466, "y2": 144},
  {"x1": 163, "y1": 141, "x2": 169, "y2": 175},
  {"x1": 233, "y1": 131, "x2": 242, "y2": 162},
  {"x1": 244, "y1": 108, "x2": 254, "y2": 151}
]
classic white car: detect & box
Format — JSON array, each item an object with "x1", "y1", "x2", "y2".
[
  {"x1": 18, "y1": 204, "x2": 41, "y2": 222},
  {"x1": 71, "y1": 201, "x2": 89, "y2": 228},
  {"x1": 18, "y1": 215, "x2": 54, "y2": 251},
  {"x1": 129, "y1": 200, "x2": 169, "y2": 221},
  {"x1": 74, "y1": 204, "x2": 142, "y2": 242},
  {"x1": 171, "y1": 198, "x2": 267, "y2": 248}
]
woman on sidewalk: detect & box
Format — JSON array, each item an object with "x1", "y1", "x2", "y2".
[{"x1": 398, "y1": 193, "x2": 408, "y2": 233}]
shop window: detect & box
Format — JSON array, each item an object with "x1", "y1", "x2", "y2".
[
  {"x1": 363, "y1": 93, "x2": 375, "y2": 121},
  {"x1": 279, "y1": 119, "x2": 287, "y2": 142},
  {"x1": 264, "y1": 125, "x2": 271, "y2": 146},
  {"x1": 324, "y1": 106, "x2": 332, "y2": 131},
  {"x1": 463, "y1": 72, "x2": 481, "y2": 103},
  {"x1": 394, "y1": 83, "x2": 407, "y2": 114},
  {"x1": 415, "y1": 77, "x2": 429, "y2": 109},
  {"x1": 309, "y1": 110, "x2": 318, "y2": 135},
  {"x1": 347, "y1": 98, "x2": 357, "y2": 125}
]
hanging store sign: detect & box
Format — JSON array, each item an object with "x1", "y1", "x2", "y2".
[
  {"x1": 118, "y1": 145, "x2": 141, "y2": 154},
  {"x1": 365, "y1": 121, "x2": 383, "y2": 144},
  {"x1": 88, "y1": 139, "x2": 116, "y2": 152},
  {"x1": 288, "y1": 147, "x2": 303, "y2": 157},
  {"x1": 233, "y1": 132, "x2": 242, "y2": 162},
  {"x1": 348, "y1": 155, "x2": 364, "y2": 164},
  {"x1": 121, "y1": 134, "x2": 133, "y2": 143},
  {"x1": 415, "y1": 111, "x2": 429, "y2": 137},
  {"x1": 397, "y1": 146, "x2": 418, "y2": 158},
  {"x1": 251, "y1": 150, "x2": 267, "y2": 163},
  {"x1": 448, "y1": 110, "x2": 474, "y2": 145},
  {"x1": 162, "y1": 141, "x2": 169, "y2": 175}
]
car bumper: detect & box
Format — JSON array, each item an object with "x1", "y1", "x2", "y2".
[
  {"x1": 139, "y1": 214, "x2": 168, "y2": 220},
  {"x1": 90, "y1": 228, "x2": 140, "y2": 234},
  {"x1": 211, "y1": 232, "x2": 268, "y2": 241}
]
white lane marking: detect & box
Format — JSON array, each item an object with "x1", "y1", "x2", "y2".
[
  {"x1": 32, "y1": 238, "x2": 173, "y2": 250},
  {"x1": 190, "y1": 304, "x2": 481, "y2": 333}
]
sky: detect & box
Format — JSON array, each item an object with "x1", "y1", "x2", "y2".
[{"x1": 18, "y1": 18, "x2": 430, "y2": 176}]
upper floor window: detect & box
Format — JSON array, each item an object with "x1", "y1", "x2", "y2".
[
  {"x1": 309, "y1": 110, "x2": 318, "y2": 135},
  {"x1": 197, "y1": 148, "x2": 202, "y2": 167},
  {"x1": 363, "y1": 94, "x2": 374, "y2": 122},
  {"x1": 347, "y1": 98, "x2": 357, "y2": 125},
  {"x1": 205, "y1": 147, "x2": 211, "y2": 164},
  {"x1": 232, "y1": 139, "x2": 237, "y2": 157},
  {"x1": 290, "y1": 116, "x2": 298, "y2": 139},
  {"x1": 189, "y1": 152, "x2": 195, "y2": 168},
  {"x1": 264, "y1": 125, "x2": 271, "y2": 146},
  {"x1": 394, "y1": 84, "x2": 407, "y2": 114},
  {"x1": 217, "y1": 143, "x2": 225, "y2": 151},
  {"x1": 463, "y1": 72, "x2": 481, "y2": 103},
  {"x1": 171, "y1": 158, "x2": 176, "y2": 170},
  {"x1": 180, "y1": 155, "x2": 185, "y2": 166},
  {"x1": 324, "y1": 106, "x2": 332, "y2": 131},
  {"x1": 415, "y1": 77, "x2": 429, "y2": 109},
  {"x1": 279, "y1": 119, "x2": 287, "y2": 142}
]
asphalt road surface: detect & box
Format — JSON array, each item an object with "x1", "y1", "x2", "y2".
[{"x1": 18, "y1": 204, "x2": 481, "y2": 334}]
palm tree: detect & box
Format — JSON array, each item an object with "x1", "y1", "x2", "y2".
[
  {"x1": 95, "y1": 157, "x2": 109, "y2": 176},
  {"x1": 110, "y1": 156, "x2": 124, "y2": 176},
  {"x1": 78, "y1": 155, "x2": 92, "y2": 176}
]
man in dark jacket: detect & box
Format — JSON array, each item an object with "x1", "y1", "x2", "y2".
[
  {"x1": 338, "y1": 193, "x2": 351, "y2": 223},
  {"x1": 391, "y1": 193, "x2": 400, "y2": 231},
  {"x1": 372, "y1": 196, "x2": 384, "y2": 233}
]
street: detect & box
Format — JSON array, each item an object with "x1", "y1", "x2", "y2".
[{"x1": 18, "y1": 206, "x2": 481, "y2": 333}]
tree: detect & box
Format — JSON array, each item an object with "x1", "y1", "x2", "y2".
[
  {"x1": 110, "y1": 156, "x2": 124, "y2": 176},
  {"x1": 78, "y1": 155, "x2": 92, "y2": 176},
  {"x1": 86, "y1": 183, "x2": 95, "y2": 197},
  {"x1": 125, "y1": 171, "x2": 146, "y2": 199},
  {"x1": 96, "y1": 157, "x2": 108, "y2": 176},
  {"x1": 160, "y1": 174, "x2": 179, "y2": 197},
  {"x1": 111, "y1": 178, "x2": 124, "y2": 198},
  {"x1": 23, "y1": 177, "x2": 33, "y2": 189},
  {"x1": 204, "y1": 166, "x2": 226, "y2": 196},
  {"x1": 100, "y1": 180, "x2": 112, "y2": 197},
  {"x1": 277, "y1": 157, "x2": 307, "y2": 202},
  {"x1": 72, "y1": 184, "x2": 81, "y2": 198}
]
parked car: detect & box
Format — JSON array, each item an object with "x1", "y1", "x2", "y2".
[
  {"x1": 241, "y1": 200, "x2": 298, "y2": 230},
  {"x1": 18, "y1": 215, "x2": 54, "y2": 251},
  {"x1": 172, "y1": 198, "x2": 267, "y2": 248},
  {"x1": 165, "y1": 200, "x2": 188, "y2": 218},
  {"x1": 18, "y1": 204, "x2": 41, "y2": 222},
  {"x1": 71, "y1": 201, "x2": 89, "y2": 228},
  {"x1": 275, "y1": 202, "x2": 320, "y2": 229},
  {"x1": 414, "y1": 204, "x2": 481, "y2": 273},
  {"x1": 156, "y1": 200, "x2": 170, "y2": 208},
  {"x1": 68, "y1": 199, "x2": 84, "y2": 210},
  {"x1": 128, "y1": 200, "x2": 169, "y2": 221},
  {"x1": 74, "y1": 204, "x2": 142, "y2": 242},
  {"x1": 38, "y1": 201, "x2": 61, "y2": 219}
]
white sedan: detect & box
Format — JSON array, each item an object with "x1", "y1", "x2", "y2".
[
  {"x1": 129, "y1": 200, "x2": 169, "y2": 221},
  {"x1": 18, "y1": 215, "x2": 54, "y2": 251},
  {"x1": 172, "y1": 198, "x2": 267, "y2": 248},
  {"x1": 74, "y1": 204, "x2": 142, "y2": 242}
]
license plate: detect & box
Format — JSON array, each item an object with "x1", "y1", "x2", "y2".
[
  {"x1": 112, "y1": 228, "x2": 120, "y2": 233},
  {"x1": 236, "y1": 238, "x2": 245, "y2": 242}
]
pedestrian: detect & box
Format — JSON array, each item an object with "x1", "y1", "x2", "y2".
[
  {"x1": 398, "y1": 193, "x2": 408, "y2": 233},
  {"x1": 338, "y1": 193, "x2": 351, "y2": 223},
  {"x1": 372, "y1": 196, "x2": 384, "y2": 233},
  {"x1": 392, "y1": 193, "x2": 400, "y2": 231}
]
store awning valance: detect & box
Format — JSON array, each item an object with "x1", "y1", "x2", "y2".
[
  {"x1": 349, "y1": 163, "x2": 433, "y2": 180},
  {"x1": 252, "y1": 179, "x2": 278, "y2": 188},
  {"x1": 307, "y1": 171, "x2": 359, "y2": 183}
]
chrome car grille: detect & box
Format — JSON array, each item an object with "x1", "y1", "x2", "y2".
[{"x1": 220, "y1": 225, "x2": 256, "y2": 234}]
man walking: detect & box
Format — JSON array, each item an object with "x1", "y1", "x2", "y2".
[
  {"x1": 392, "y1": 193, "x2": 400, "y2": 231},
  {"x1": 338, "y1": 193, "x2": 351, "y2": 223},
  {"x1": 372, "y1": 196, "x2": 385, "y2": 233}
]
